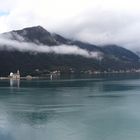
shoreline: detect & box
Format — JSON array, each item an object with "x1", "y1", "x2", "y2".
[
  {"x1": 1, "y1": 72, "x2": 140, "y2": 80},
  {"x1": 0, "y1": 77, "x2": 40, "y2": 80}
]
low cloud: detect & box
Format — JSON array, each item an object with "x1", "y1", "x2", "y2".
[
  {"x1": 2, "y1": 0, "x2": 140, "y2": 52},
  {"x1": 0, "y1": 36, "x2": 102, "y2": 59},
  {"x1": 1, "y1": 0, "x2": 140, "y2": 52}
]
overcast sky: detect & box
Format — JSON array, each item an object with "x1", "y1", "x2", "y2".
[{"x1": 0, "y1": 0, "x2": 140, "y2": 50}]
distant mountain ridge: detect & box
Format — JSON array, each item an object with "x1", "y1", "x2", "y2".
[{"x1": 0, "y1": 26, "x2": 139, "y2": 76}]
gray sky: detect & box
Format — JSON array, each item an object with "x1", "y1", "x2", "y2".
[{"x1": 0, "y1": 0, "x2": 140, "y2": 50}]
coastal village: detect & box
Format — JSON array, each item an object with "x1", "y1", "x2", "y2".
[
  {"x1": 0, "y1": 69, "x2": 61, "y2": 80},
  {"x1": 0, "y1": 70, "x2": 33, "y2": 80},
  {"x1": 1, "y1": 68, "x2": 140, "y2": 81}
]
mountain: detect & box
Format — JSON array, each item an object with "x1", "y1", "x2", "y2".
[
  {"x1": 0, "y1": 26, "x2": 139, "y2": 76},
  {"x1": 101, "y1": 45, "x2": 139, "y2": 62},
  {"x1": 2, "y1": 26, "x2": 58, "y2": 45}
]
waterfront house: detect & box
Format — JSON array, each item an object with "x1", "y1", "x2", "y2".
[{"x1": 9, "y1": 70, "x2": 20, "y2": 79}]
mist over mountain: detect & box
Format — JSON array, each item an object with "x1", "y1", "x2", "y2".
[{"x1": 0, "y1": 26, "x2": 139, "y2": 76}]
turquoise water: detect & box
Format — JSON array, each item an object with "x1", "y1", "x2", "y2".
[{"x1": 0, "y1": 74, "x2": 140, "y2": 140}]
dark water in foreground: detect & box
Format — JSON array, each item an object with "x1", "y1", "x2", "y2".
[{"x1": 0, "y1": 74, "x2": 140, "y2": 140}]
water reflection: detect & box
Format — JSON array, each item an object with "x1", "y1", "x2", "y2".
[
  {"x1": 0, "y1": 75, "x2": 140, "y2": 140},
  {"x1": 10, "y1": 79, "x2": 20, "y2": 88}
]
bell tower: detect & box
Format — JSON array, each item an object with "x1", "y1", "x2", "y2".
[{"x1": 17, "y1": 70, "x2": 20, "y2": 79}]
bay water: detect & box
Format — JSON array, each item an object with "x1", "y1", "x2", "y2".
[{"x1": 0, "y1": 74, "x2": 140, "y2": 140}]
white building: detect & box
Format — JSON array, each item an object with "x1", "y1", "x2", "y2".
[{"x1": 9, "y1": 70, "x2": 20, "y2": 79}]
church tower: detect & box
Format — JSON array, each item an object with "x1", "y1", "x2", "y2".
[{"x1": 17, "y1": 70, "x2": 20, "y2": 79}]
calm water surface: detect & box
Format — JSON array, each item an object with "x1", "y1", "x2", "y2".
[{"x1": 0, "y1": 74, "x2": 140, "y2": 140}]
